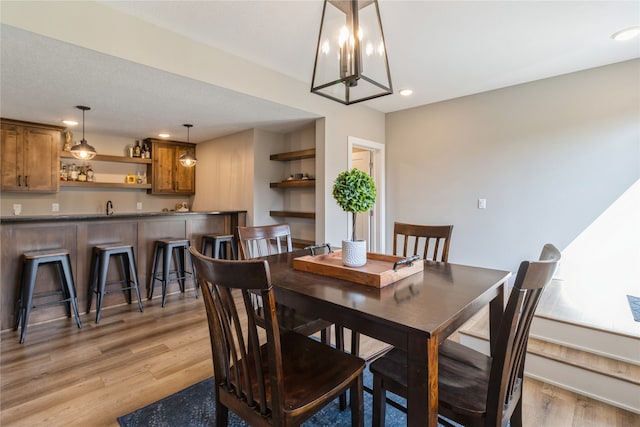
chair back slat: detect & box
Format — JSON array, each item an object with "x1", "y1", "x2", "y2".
[
  {"x1": 191, "y1": 247, "x2": 283, "y2": 418},
  {"x1": 393, "y1": 222, "x2": 453, "y2": 262},
  {"x1": 487, "y1": 243, "x2": 560, "y2": 425},
  {"x1": 237, "y1": 224, "x2": 293, "y2": 260}
]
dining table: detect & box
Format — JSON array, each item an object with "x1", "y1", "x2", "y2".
[{"x1": 265, "y1": 250, "x2": 512, "y2": 427}]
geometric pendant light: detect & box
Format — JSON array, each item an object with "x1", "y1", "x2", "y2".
[
  {"x1": 70, "y1": 105, "x2": 97, "y2": 160},
  {"x1": 311, "y1": 0, "x2": 393, "y2": 105}
]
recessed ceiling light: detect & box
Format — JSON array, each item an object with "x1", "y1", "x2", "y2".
[
  {"x1": 611, "y1": 26, "x2": 640, "y2": 41},
  {"x1": 399, "y1": 89, "x2": 413, "y2": 96},
  {"x1": 158, "y1": 133, "x2": 170, "y2": 138},
  {"x1": 62, "y1": 120, "x2": 78, "y2": 126}
]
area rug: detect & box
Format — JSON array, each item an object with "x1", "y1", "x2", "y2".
[
  {"x1": 627, "y1": 295, "x2": 640, "y2": 322},
  {"x1": 118, "y1": 368, "x2": 455, "y2": 426}
]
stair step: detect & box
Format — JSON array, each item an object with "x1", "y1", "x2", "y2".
[
  {"x1": 458, "y1": 308, "x2": 640, "y2": 413},
  {"x1": 458, "y1": 307, "x2": 640, "y2": 385}
]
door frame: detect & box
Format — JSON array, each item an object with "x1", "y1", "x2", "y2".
[{"x1": 347, "y1": 136, "x2": 385, "y2": 252}]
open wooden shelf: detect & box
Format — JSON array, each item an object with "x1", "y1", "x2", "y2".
[
  {"x1": 60, "y1": 181, "x2": 151, "y2": 189},
  {"x1": 269, "y1": 210, "x2": 315, "y2": 219},
  {"x1": 270, "y1": 179, "x2": 315, "y2": 188},
  {"x1": 269, "y1": 148, "x2": 315, "y2": 161},
  {"x1": 61, "y1": 151, "x2": 152, "y2": 164}
]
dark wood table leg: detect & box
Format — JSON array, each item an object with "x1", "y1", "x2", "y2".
[{"x1": 407, "y1": 334, "x2": 438, "y2": 427}]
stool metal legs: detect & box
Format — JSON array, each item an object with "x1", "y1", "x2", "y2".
[
  {"x1": 148, "y1": 240, "x2": 196, "y2": 307},
  {"x1": 87, "y1": 245, "x2": 144, "y2": 323},
  {"x1": 14, "y1": 251, "x2": 82, "y2": 344}
]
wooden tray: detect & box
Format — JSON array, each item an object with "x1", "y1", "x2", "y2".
[{"x1": 292, "y1": 250, "x2": 423, "y2": 288}]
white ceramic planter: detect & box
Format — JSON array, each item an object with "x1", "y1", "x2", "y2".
[{"x1": 342, "y1": 240, "x2": 367, "y2": 267}]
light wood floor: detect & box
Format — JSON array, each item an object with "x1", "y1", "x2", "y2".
[{"x1": 1, "y1": 293, "x2": 638, "y2": 427}]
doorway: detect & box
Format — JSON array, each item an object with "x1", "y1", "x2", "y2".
[{"x1": 348, "y1": 136, "x2": 385, "y2": 252}]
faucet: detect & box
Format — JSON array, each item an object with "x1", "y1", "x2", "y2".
[{"x1": 106, "y1": 200, "x2": 114, "y2": 216}]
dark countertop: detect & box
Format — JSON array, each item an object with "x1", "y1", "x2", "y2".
[{"x1": 0, "y1": 210, "x2": 247, "y2": 224}]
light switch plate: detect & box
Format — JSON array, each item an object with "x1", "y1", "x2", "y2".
[{"x1": 52, "y1": 203, "x2": 60, "y2": 212}]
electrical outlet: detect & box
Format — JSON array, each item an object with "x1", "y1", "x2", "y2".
[
  {"x1": 478, "y1": 198, "x2": 487, "y2": 209},
  {"x1": 12, "y1": 204, "x2": 22, "y2": 215},
  {"x1": 136, "y1": 202, "x2": 142, "y2": 211},
  {"x1": 52, "y1": 203, "x2": 60, "y2": 212}
]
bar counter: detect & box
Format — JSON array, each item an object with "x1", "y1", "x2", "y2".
[{"x1": 0, "y1": 210, "x2": 246, "y2": 330}]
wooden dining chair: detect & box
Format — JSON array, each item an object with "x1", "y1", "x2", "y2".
[
  {"x1": 190, "y1": 247, "x2": 365, "y2": 427},
  {"x1": 393, "y1": 222, "x2": 453, "y2": 262},
  {"x1": 346, "y1": 222, "x2": 454, "y2": 361},
  {"x1": 236, "y1": 223, "x2": 333, "y2": 341},
  {"x1": 369, "y1": 243, "x2": 561, "y2": 427}
]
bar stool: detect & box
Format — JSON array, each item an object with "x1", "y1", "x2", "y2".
[
  {"x1": 148, "y1": 238, "x2": 196, "y2": 307},
  {"x1": 201, "y1": 234, "x2": 237, "y2": 260},
  {"x1": 87, "y1": 243, "x2": 144, "y2": 323},
  {"x1": 14, "y1": 249, "x2": 82, "y2": 344}
]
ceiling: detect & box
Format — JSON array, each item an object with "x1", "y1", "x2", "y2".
[{"x1": 1, "y1": 1, "x2": 639, "y2": 143}]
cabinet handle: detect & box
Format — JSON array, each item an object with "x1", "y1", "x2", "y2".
[
  {"x1": 24, "y1": 175, "x2": 29, "y2": 187},
  {"x1": 17, "y1": 175, "x2": 21, "y2": 187}
]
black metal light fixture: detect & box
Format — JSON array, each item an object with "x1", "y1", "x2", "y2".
[
  {"x1": 179, "y1": 124, "x2": 197, "y2": 167},
  {"x1": 70, "y1": 105, "x2": 97, "y2": 160},
  {"x1": 311, "y1": 0, "x2": 392, "y2": 105}
]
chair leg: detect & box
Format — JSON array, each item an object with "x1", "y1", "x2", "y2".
[
  {"x1": 60, "y1": 254, "x2": 82, "y2": 329},
  {"x1": 14, "y1": 259, "x2": 26, "y2": 331},
  {"x1": 174, "y1": 246, "x2": 186, "y2": 292},
  {"x1": 52, "y1": 261, "x2": 72, "y2": 318},
  {"x1": 95, "y1": 251, "x2": 110, "y2": 323},
  {"x1": 127, "y1": 249, "x2": 144, "y2": 313},
  {"x1": 215, "y1": 398, "x2": 228, "y2": 427},
  {"x1": 186, "y1": 243, "x2": 198, "y2": 298},
  {"x1": 511, "y1": 396, "x2": 524, "y2": 427},
  {"x1": 162, "y1": 246, "x2": 171, "y2": 307},
  {"x1": 148, "y1": 244, "x2": 160, "y2": 300},
  {"x1": 87, "y1": 249, "x2": 99, "y2": 314},
  {"x1": 350, "y1": 375, "x2": 364, "y2": 427},
  {"x1": 119, "y1": 253, "x2": 132, "y2": 304},
  {"x1": 372, "y1": 374, "x2": 385, "y2": 427}
]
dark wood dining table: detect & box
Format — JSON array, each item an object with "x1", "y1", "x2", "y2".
[{"x1": 266, "y1": 250, "x2": 511, "y2": 427}]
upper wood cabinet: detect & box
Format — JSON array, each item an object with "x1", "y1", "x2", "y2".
[
  {"x1": 145, "y1": 138, "x2": 196, "y2": 195},
  {"x1": 1, "y1": 119, "x2": 62, "y2": 193}
]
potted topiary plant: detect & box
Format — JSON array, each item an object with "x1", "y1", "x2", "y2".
[{"x1": 332, "y1": 168, "x2": 377, "y2": 267}]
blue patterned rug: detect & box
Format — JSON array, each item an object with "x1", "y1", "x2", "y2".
[
  {"x1": 118, "y1": 367, "x2": 454, "y2": 426},
  {"x1": 627, "y1": 295, "x2": 640, "y2": 322}
]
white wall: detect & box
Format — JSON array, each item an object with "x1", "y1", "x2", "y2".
[
  {"x1": 192, "y1": 130, "x2": 254, "y2": 221},
  {"x1": 386, "y1": 59, "x2": 640, "y2": 273}
]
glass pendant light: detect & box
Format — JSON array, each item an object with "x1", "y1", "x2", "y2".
[
  {"x1": 311, "y1": 0, "x2": 392, "y2": 105},
  {"x1": 179, "y1": 124, "x2": 197, "y2": 167},
  {"x1": 70, "y1": 105, "x2": 97, "y2": 160}
]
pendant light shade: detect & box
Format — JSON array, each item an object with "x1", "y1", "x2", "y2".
[
  {"x1": 311, "y1": 0, "x2": 392, "y2": 105},
  {"x1": 179, "y1": 124, "x2": 197, "y2": 168},
  {"x1": 70, "y1": 105, "x2": 97, "y2": 160}
]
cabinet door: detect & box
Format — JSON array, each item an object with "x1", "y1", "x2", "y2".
[
  {"x1": 23, "y1": 127, "x2": 59, "y2": 192},
  {"x1": 174, "y1": 145, "x2": 195, "y2": 194},
  {"x1": 1, "y1": 124, "x2": 22, "y2": 191},
  {"x1": 152, "y1": 142, "x2": 176, "y2": 193}
]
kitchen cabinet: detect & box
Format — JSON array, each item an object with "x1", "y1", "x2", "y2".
[
  {"x1": 145, "y1": 138, "x2": 196, "y2": 195},
  {"x1": 1, "y1": 119, "x2": 62, "y2": 192}
]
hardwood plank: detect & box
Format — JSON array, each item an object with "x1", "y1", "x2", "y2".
[{"x1": 1, "y1": 294, "x2": 636, "y2": 427}]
